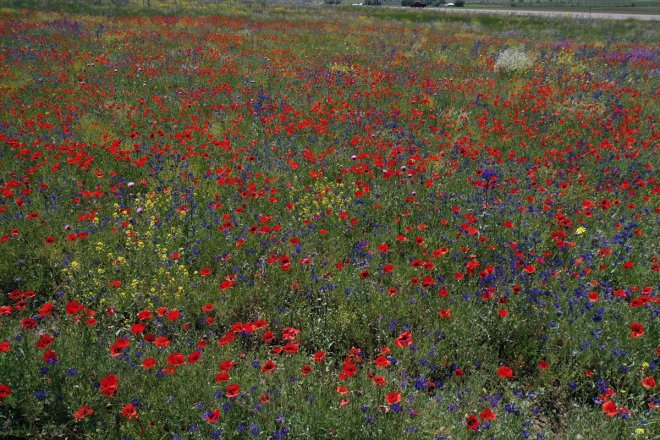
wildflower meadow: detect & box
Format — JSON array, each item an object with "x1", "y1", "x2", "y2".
[{"x1": 0, "y1": 4, "x2": 658, "y2": 439}]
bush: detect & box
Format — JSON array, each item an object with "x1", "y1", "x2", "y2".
[
  {"x1": 403, "y1": 0, "x2": 441, "y2": 6},
  {"x1": 455, "y1": 0, "x2": 465, "y2": 6},
  {"x1": 324, "y1": 0, "x2": 342, "y2": 4},
  {"x1": 494, "y1": 46, "x2": 535, "y2": 73},
  {"x1": 364, "y1": 0, "x2": 382, "y2": 4}
]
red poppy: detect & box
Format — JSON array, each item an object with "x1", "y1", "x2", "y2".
[
  {"x1": 37, "y1": 334, "x2": 54, "y2": 349},
  {"x1": 215, "y1": 372, "x2": 229, "y2": 383},
  {"x1": 630, "y1": 298, "x2": 645, "y2": 308},
  {"x1": 218, "y1": 331, "x2": 236, "y2": 346},
  {"x1": 262, "y1": 330, "x2": 275, "y2": 343},
  {"x1": 65, "y1": 301, "x2": 84, "y2": 315},
  {"x1": 641, "y1": 376, "x2": 656, "y2": 389},
  {"x1": 331, "y1": 377, "x2": 348, "y2": 391},
  {"x1": 42, "y1": 349, "x2": 58, "y2": 363},
  {"x1": 137, "y1": 309, "x2": 153, "y2": 321},
  {"x1": 167, "y1": 353, "x2": 186, "y2": 366},
  {"x1": 253, "y1": 319, "x2": 269, "y2": 329},
  {"x1": 373, "y1": 375, "x2": 386, "y2": 386},
  {"x1": 188, "y1": 351, "x2": 201, "y2": 364},
  {"x1": 602, "y1": 400, "x2": 617, "y2": 417},
  {"x1": 496, "y1": 366, "x2": 514, "y2": 379},
  {"x1": 0, "y1": 341, "x2": 10, "y2": 352},
  {"x1": 20, "y1": 317, "x2": 37, "y2": 329},
  {"x1": 538, "y1": 359, "x2": 549, "y2": 370},
  {"x1": 261, "y1": 360, "x2": 277, "y2": 373},
  {"x1": 142, "y1": 358, "x2": 156, "y2": 369},
  {"x1": 342, "y1": 363, "x2": 357, "y2": 378},
  {"x1": 99, "y1": 374, "x2": 119, "y2": 397},
  {"x1": 155, "y1": 336, "x2": 170, "y2": 347},
  {"x1": 385, "y1": 392, "x2": 400, "y2": 405},
  {"x1": 523, "y1": 265, "x2": 536, "y2": 274},
  {"x1": 0, "y1": 384, "x2": 11, "y2": 400},
  {"x1": 204, "y1": 408, "x2": 220, "y2": 424},
  {"x1": 38, "y1": 303, "x2": 53, "y2": 317},
  {"x1": 226, "y1": 383, "x2": 240, "y2": 398},
  {"x1": 312, "y1": 351, "x2": 326, "y2": 362},
  {"x1": 121, "y1": 403, "x2": 138, "y2": 419},
  {"x1": 110, "y1": 338, "x2": 130, "y2": 356},
  {"x1": 466, "y1": 415, "x2": 480, "y2": 431},
  {"x1": 630, "y1": 323, "x2": 644, "y2": 338},
  {"x1": 219, "y1": 360, "x2": 234, "y2": 371},
  {"x1": 374, "y1": 355, "x2": 390, "y2": 367},
  {"x1": 479, "y1": 408, "x2": 496, "y2": 421},
  {"x1": 300, "y1": 365, "x2": 312, "y2": 376},
  {"x1": 284, "y1": 341, "x2": 299, "y2": 354},
  {"x1": 73, "y1": 404, "x2": 94, "y2": 420},
  {"x1": 394, "y1": 331, "x2": 412, "y2": 348},
  {"x1": 438, "y1": 309, "x2": 451, "y2": 318}
]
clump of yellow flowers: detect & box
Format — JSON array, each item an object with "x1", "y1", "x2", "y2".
[
  {"x1": 292, "y1": 175, "x2": 351, "y2": 220},
  {"x1": 60, "y1": 190, "x2": 193, "y2": 307}
]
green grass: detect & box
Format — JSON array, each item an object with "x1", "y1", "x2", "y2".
[{"x1": 0, "y1": 4, "x2": 657, "y2": 439}]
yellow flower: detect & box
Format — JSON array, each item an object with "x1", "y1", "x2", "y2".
[
  {"x1": 575, "y1": 227, "x2": 586, "y2": 235},
  {"x1": 635, "y1": 428, "x2": 645, "y2": 435}
]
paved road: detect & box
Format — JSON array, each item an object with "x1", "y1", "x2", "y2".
[{"x1": 377, "y1": 6, "x2": 660, "y2": 21}]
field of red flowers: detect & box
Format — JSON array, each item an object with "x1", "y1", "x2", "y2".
[{"x1": 0, "y1": 6, "x2": 658, "y2": 439}]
